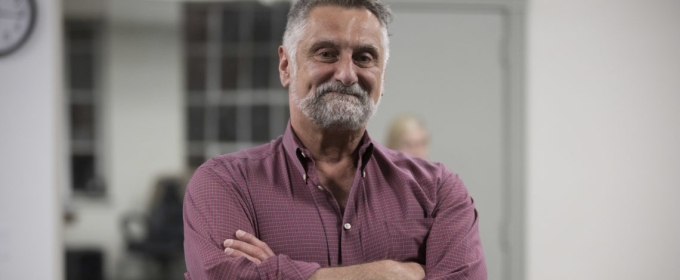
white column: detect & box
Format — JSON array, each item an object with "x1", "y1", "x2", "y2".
[
  {"x1": 0, "y1": 0, "x2": 64, "y2": 279},
  {"x1": 527, "y1": 0, "x2": 680, "y2": 279}
]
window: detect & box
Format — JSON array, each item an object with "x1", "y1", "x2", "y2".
[
  {"x1": 184, "y1": 2, "x2": 291, "y2": 169},
  {"x1": 65, "y1": 20, "x2": 105, "y2": 196}
]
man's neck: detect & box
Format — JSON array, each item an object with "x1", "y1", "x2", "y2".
[
  {"x1": 291, "y1": 117, "x2": 365, "y2": 213},
  {"x1": 291, "y1": 117, "x2": 365, "y2": 165}
]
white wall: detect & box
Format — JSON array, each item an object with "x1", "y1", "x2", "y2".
[
  {"x1": 62, "y1": 1, "x2": 184, "y2": 278},
  {"x1": 526, "y1": 0, "x2": 680, "y2": 279},
  {"x1": 0, "y1": 0, "x2": 63, "y2": 279}
]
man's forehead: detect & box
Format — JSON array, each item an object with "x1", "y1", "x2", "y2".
[
  {"x1": 302, "y1": 6, "x2": 384, "y2": 47},
  {"x1": 306, "y1": 5, "x2": 382, "y2": 30}
]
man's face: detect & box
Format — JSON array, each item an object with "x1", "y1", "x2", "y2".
[{"x1": 279, "y1": 5, "x2": 387, "y2": 130}]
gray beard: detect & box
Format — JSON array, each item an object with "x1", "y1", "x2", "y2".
[{"x1": 291, "y1": 80, "x2": 380, "y2": 131}]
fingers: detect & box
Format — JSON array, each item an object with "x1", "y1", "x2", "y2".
[
  {"x1": 224, "y1": 246, "x2": 262, "y2": 264},
  {"x1": 235, "y1": 230, "x2": 275, "y2": 256},
  {"x1": 223, "y1": 230, "x2": 274, "y2": 264}
]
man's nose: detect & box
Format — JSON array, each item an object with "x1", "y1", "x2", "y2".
[{"x1": 334, "y1": 55, "x2": 359, "y2": 86}]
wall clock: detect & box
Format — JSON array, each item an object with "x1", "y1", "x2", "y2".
[{"x1": 0, "y1": 0, "x2": 37, "y2": 57}]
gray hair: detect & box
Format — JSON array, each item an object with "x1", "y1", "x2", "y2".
[{"x1": 282, "y1": 0, "x2": 393, "y2": 73}]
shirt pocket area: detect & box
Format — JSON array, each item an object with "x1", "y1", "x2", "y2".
[{"x1": 385, "y1": 218, "x2": 434, "y2": 263}]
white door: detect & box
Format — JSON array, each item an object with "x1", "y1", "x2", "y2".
[{"x1": 367, "y1": 3, "x2": 520, "y2": 279}]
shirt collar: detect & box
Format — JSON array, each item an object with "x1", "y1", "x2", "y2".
[{"x1": 282, "y1": 121, "x2": 375, "y2": 177}]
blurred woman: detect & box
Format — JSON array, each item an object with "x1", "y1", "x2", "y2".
[{"x1": 385, "y1": 113, "x2": 430, "y2": 159}]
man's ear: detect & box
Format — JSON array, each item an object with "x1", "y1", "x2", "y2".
[{"x1": 278, "y1": 46, "x2": 291, "y2": 88}]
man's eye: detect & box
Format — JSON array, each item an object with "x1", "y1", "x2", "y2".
[
  {"x1": 316, "y1": 51, "x2": 337, "y2": 60},
  {"x1": 355, "y1": 54, "x2": 374, "y2": 64}
]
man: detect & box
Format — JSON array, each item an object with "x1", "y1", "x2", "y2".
[{"x1": 183, "y1": 0, "x2": 487, "y2": 279}]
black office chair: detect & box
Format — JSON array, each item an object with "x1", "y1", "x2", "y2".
[{"x1": 121, "y1": 178, "x2": 185, "y2": 280}]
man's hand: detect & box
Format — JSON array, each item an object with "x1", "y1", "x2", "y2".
[
  {"x1": 309, "y1": 260, "x2": 425, "y2": 280},
  {"x1": 223, "y1": 230, "x2": 274, "y2": 265},
  {"x1": 223, "y1": 231, "x2": 424, "y2": 279}
]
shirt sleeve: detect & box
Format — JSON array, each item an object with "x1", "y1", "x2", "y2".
[
  {"x1": 424, "y1": 170, "x2": 488, "y2": 280},
  {"x1": 183, "y1": 160, "x2": 321, "y2": 280}
]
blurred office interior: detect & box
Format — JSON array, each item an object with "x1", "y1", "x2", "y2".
[{"x1": 1, "y1": 0, "x2": 679, "y2": 279}]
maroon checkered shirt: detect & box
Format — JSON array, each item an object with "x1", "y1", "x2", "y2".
[{"x1": 183, "y1": 124, "x2": 487, "y2": 279}]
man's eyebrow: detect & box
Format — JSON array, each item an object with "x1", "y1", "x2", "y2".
[
  {"x1": 355, "y1": 45, "x2": 380, "y2": 59},
  {"x1": 308, "y1": 40, "x2": 341, "y2": 52},
  {"x1": 307, "y1": 40, "x2": 381, "y2": 60}
]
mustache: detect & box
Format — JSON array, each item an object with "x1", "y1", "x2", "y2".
[{"x1": 315, "y1": 81, "x2": 367, "y2": 98}]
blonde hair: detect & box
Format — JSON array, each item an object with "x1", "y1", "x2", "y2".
[{"x1": 385, "y1": 113, "x2": 428, "y2": 150}]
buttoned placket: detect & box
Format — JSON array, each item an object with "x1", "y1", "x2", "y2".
[
  {"x1": 296, "y1": 144, "x2": 372, "y2": 265},
  {"x1": 337, "y1": 147, "x2": 374, "y2": 265},
  {"x1": 296, "y1": 146, "x2": 342, "y2": 265}
]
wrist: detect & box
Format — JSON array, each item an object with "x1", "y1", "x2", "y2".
[{"x1": 310, "y1": 260, "x2": 415, "y2": 280}]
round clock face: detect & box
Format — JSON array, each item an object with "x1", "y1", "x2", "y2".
[{"x1": 0, "y1": 0, "x2": 36, "y2": 57}]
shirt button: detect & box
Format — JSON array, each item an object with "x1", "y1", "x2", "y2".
[
  {"x1": 343, "y1": 223, "x2": 351, "y2": 230},
  {"x1": 317, "y1": 185, "x2": 324, "y2": 191}
]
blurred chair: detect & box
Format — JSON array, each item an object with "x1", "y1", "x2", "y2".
[{"x1": 119, "y1": 176, "x2": 186, "y2": 280}]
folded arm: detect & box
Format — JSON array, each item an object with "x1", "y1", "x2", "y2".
[
  {"x1": 183, "y1": 164, "x2": 320, "y2": 280},
  {"x1": 423, "y1": 171, "x2": 487, "y2": 280},
  {"x1": 225, "y1": 229, "x2": 425, "y2": 280}
]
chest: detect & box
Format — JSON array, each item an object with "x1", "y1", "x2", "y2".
[
  {"x1": 317, "y1": 170, "x2": 355, "y2": 212},
  {"x1": 248, "y1": 167, "x2": 435, "y2": 266}
]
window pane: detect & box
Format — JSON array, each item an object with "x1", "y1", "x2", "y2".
[
  {"x1": 66, "y1": 20, "x2": 95, "y2": 49},
  {"x1": 71, "y1": 104, "x2": 95, "y2": 141},
  {"x1": 187, "y1": 107, "x2": 205, "y2": 141},
  {"x1": 271, "y1": 3, "x2": 289, "y2": 40},
  {"x1": 187, "y1": 156, "x2": 205, "y2": 170},
  {"x1": 283, "y1": 105, "x2": 290, "y2": 120},
  {"x1": 185, "y1": 2, "x2": 294, "y2": 170},
  {"x1": 66, "y1": 250, "x2": 103, "y2": 280},
  {"x1": 186, "y1": 55, "x2": 207, "y2": 91},
  {"x1": 72, "y1": 155, "x2": 97, "y2": 193},
  {"x1": 221, "y1": 56, "x2": 238, "y2": 90},
  {"x1": 251, "y1": 105, "x2": 270, "y2": 142},
  {"x1": 69, "y1": 53, "x2": 94, "y2": 89},
  {"x1": 222, "y1": 8, "x2": 240, "y2": 43},
  {"x1": 252, "y1": 5, "x2": 272, "y2": 42},
  {"x1": 185, "y1": 4, "x2": 208, "y2": 43},
  {"x1": 218, "y1": 106, "x2": 237, "y2": 141},
  {"x1": 252, "y1": 56, "x2": 270, "y2": 88},
  {"x1": 270, "y1": 105, "x2": 289, "y2": 137}
]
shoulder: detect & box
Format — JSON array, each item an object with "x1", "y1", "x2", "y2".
[
  {"x1": 188, "y1": 136, "x2": 285, "y2": 191},
  {"x1": 371, "y1": 142, "x2": 458, "y2": 190},
  {"x1": 216, "y1": 135, "x2": 282, "y2": 162},
  {"x1": 213, "y1": 136, "x2": 282, "y2": 167}
]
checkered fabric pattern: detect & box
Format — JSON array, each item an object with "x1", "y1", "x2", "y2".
[{"x1": 183, "y1": 124, "x2": 487, "y2": 279}]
